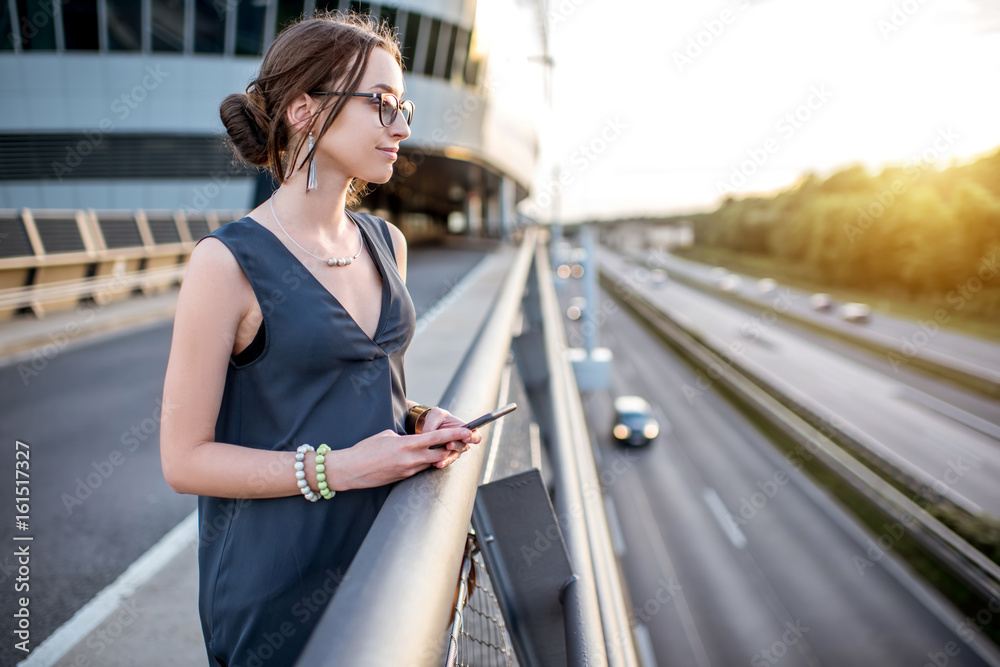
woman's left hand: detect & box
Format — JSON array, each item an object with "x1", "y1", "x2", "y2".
[{"x1": 419, "y1": 407, "x2": 483, "y2": 468}]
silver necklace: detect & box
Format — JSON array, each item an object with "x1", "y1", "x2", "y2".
[{"x1": 269, "y1": 196, "x2": 364, "y2": 267}]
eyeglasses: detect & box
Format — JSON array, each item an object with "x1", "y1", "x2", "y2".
[{"x1": 309, "y1": 91, "x2": 414, "y2": 127}]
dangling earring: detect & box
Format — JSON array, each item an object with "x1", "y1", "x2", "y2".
[{"x1": 306, "y1": 131, "x2": 318, "y2": 191}]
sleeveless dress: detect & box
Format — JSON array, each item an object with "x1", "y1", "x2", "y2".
[{"x1": 195, "y1": 211, "x2": 415, "y2": 666}]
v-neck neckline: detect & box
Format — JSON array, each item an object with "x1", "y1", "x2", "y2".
[{"x1": 245, "y1": 212, "x2": 389, "y2": 346}]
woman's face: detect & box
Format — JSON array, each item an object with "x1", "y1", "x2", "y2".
[{"x1": 314, "y1": 47, "x2": 411, "y2": 185}]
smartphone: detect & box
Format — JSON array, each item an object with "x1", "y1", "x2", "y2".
[{"x1": 428, "y1": 403, "x2": 517, "y2": 449}]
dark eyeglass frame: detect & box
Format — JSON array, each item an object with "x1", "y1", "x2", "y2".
[{"x1": 309, "y1": 91, "x2": 414, "y2": 127}]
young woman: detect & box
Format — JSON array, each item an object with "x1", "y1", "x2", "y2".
[{"x1": 159, "y1": 13, "x2": 481, "y2": 666}]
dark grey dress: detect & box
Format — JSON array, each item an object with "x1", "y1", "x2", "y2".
[{"x1": 195, "y1": 211, "x2": 415, "y2": 666}]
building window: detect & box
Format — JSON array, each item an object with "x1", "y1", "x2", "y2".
[
  {"x1": 452, "y1": 28, "x2": 470, "y2": 85},
  {"x1": 1, "y1": 5, "x2": 14, "y2": 50},
  {"x1": 236, "y1": 0, "x2": 268, "y2": 56},
  {"x1": 378, "y1": 5, "x2": 397, "y2": 32},
  {"x1": 277, "y1": 0, "x2": 304, "y2": 31},
  {"x1": 401, "y1": 11, "x2": 421, "y2": 73},
  {"x1": 106, "y1": 0, "x2": 142, "y2": 51},
  {"x1": 442, "y1": 24, "x2": 457, "y2": 79},
  {"x1": 16, "y1": 0, "x2": 57, "y2": 50},
  {"x1": 194, "y1": 0, "x2": 225, "y2": 53},
  {"x1": 63, "y1": 0, "x2": 100, "y2": 51},
  {"x1": 152, "y1": 0, "x2": 185, "y2": 52},
  {"x1": 423, "y1": 18, "x2": 441, "y2": 77}
]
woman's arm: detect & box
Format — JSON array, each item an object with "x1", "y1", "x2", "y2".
[{"x1": 160, "y1": 237, "x2": 473, "y2": 498}]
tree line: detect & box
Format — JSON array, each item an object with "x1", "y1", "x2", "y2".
[{"x1": 689, "y1": 147, "x2": 1000, "y2": 319}]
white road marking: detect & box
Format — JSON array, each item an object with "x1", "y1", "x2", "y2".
[
  {"x1": 630, "y1": 483, "x2": 713, "y2": 667},
  {"x1": 702, "y1": 488, "x2": 747, "y2": 549},
  {"x1": 18, "y1": 511, "x2": 198, "y2": 667}
]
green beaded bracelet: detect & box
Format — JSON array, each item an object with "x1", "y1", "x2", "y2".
[{"x1": 316, "y1": 444, "x2": 335, "y2": 500}]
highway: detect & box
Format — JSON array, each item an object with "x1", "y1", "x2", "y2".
[
  {"x1": 647, "y1": 250, "x2": 1000, "y2": 387},
  {"x1": 0, "y1": 241, "x2": 492, "y2": 666},
  {"x1": 557, "y1": 277, "x2": 1000, "y2": 666},
  {"x1": 599, "y1": 249, "x2": 1000, "y2": 518}
]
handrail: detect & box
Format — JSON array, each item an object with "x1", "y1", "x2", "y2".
[
  {"x1": 296, "y1": 227, "x2": 537, "y2": 666},
  {"x1": 0, "y1": 264, "x2": 186, "y2": 310},
  {"x1": 534, "y1": 244, "x2": 640, "y2": 666}
]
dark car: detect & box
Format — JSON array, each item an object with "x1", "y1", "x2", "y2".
[{"x1": 612, "y1": 396, "x2": 660, "y2": 446}]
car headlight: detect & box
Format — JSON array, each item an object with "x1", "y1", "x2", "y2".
[
  {"x1": 613, "y1": 424, "x2": 631, "y2": 439},
  {"x1": 643, "y1": 423, "x2": 659, "y2": 439}
]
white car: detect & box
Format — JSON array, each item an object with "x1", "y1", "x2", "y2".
[
  {"x1": 719, "y1": 274, "x2": 742, "y2": 292},
  {"x1": 810, "y1": 293, "x2": 834, "y2": 312},
  {"x1": 756, "y1": 278, "x2": 777, "y2": 296},
  {"x1": 839, "y1": 302, "x2": 872, "y2": 323}
]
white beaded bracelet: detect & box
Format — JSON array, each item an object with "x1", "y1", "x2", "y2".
[{"x1": 295, "y1": 444, "x2": 319, "y2": 502}]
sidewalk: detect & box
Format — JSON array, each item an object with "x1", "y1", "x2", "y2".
[{"x1": 17, "y1": 247, "x2": 515, "y2": 667}]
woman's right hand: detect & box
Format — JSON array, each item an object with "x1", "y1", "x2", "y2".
[{"x1": 330, "y1": 426, "x2": 475, "y2": 490}]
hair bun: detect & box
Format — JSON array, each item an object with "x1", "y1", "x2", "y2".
[{"x1": 220, "y1": 92, "x2": 270, "y2": 167}]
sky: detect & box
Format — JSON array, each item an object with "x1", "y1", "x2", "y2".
[{"x1": 525, "y1": 0, "x2": 1000, "y2": 222}]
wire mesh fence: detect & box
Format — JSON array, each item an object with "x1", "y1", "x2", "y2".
[{"x1": 445, "y1": 535, "x2": 519, "y2": 667}]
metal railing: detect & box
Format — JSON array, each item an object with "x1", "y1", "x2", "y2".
[
  {"x1": 297, "y1": 228, "x2": 640, "y2": 666},
  {"x1": 297, "y1": 228, "x2": 536, "y2": 666},
  {"x1": 531, "y1": 245, "x2": 639, "y2": 667}
]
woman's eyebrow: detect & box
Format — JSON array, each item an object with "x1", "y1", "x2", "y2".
[{"x1": 368, "y1": 82, "x2": 405, "y2": 97}]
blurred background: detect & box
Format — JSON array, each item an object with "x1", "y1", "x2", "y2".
[{"x1": 2, "y1": 1, "x2": 1000, "y2": 666}]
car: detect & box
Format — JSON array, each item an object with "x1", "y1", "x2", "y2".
[
  {"x1": 612, "y1": 396, "x2": 660, "y2": 446},
  {"x1": 719, "y1": 274, "x2": 742, "y2": 292},
  {"x1": 839, "y1": 302, "x2": 872, "y2": 323},
  {"x1": 566, "y1": 296, "x2": 586, "y2": 321},
  {"x1": 756, "y1": 278, "x2": 777, "y2": 296},
  {"x1": 809, "y1": 293, "x2": 834, "y2": 312}
]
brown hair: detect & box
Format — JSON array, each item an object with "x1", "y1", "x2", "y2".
[{"x1": 219, "y1": 11, "x2": 403, "y2": 207}]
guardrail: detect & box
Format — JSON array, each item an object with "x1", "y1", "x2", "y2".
[
  {"x1": 0, "y1": 207, "x2": 235, "y2": 318},
  {"x1": 598, "y1": 258, "x2": 1000, "y2": 607},
  {"x1": 298, "y1": 229, "x2": 639, "y2": 666},
  {"x1": 533, "y1": 245, "x2": 639, "y2": 667}
]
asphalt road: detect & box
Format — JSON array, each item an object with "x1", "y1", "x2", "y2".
[
  {"x1": 0, "y1": 240, "x2": 492, "y2": 665},
  {"x1": 557, "y1": 277, "x2": 999, "y2": 666},
  {"x1": 600, "y1": 249, "x2": 1000, "y2": 518},
  {"x1": 644, "y1": 249, "x2": 1000, "y2": 384}
]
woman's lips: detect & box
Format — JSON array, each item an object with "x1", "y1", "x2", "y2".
[{"x1": 378, "y1": 148, "x2": 398, "y2": 160}]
